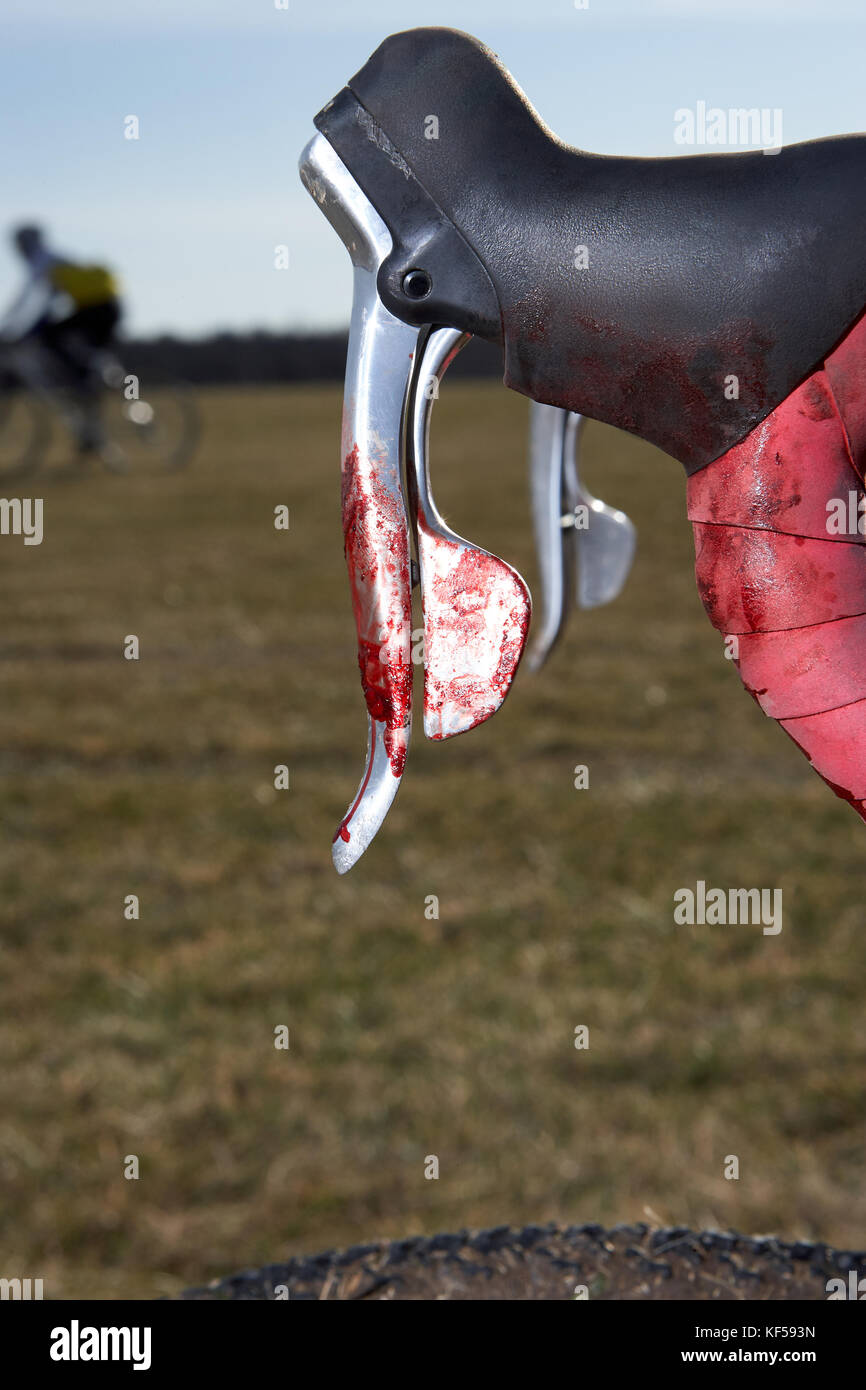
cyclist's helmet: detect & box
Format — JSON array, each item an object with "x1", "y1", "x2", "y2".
[{"x1": 11, "y1": 225, "x2": 44, "y2": 260}]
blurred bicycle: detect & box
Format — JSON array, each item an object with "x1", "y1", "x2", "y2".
[
  {"x1": 0, "y1": 224, "x2": 199, "y2": 478},
  {"x1": 0, "y1": 340, "x2": 200, "y2": 479}
]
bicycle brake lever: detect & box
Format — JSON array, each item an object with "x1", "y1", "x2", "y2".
[
  {"x1": 300, "y1": 134, "x2": 529, "y2": 872},
  {"x1": 303, "y1": 26, "x2": 866, "y2": 854},
  {"x1": 300, "y1": 133, "x2": 416, "y2": 873},
  {"x1": 527, "y1": 403, "x2": 636, "y2": 672},
  {"x1": 407, "y1": 325, "x2": 530, "y2": 739}
]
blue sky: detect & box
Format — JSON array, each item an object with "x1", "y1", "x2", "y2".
[{"x1": 2, "y1": 0, "x2": 864, "y2": 337}]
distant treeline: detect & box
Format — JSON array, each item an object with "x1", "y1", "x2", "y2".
[{"x1": 123, "y1": 330, "x2": 504, "y2": 386}]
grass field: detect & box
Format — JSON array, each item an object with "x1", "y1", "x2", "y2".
[{"x1": 1, "y1": 381, "x2": 864, "y2": 1300}]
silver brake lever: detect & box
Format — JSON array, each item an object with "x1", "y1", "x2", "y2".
[
  {"x1": 527, "y1": 402, "x2": 636, "y2": 672},
  {"x1": 407, "y1": 326, "x2": 531, "y2": 740},
  {"x1": 300, "y1": 134, "x2": 530, "y2": 872},
  {"x1": 300, "y1": 133, "x2": 418, "y2": 873}
]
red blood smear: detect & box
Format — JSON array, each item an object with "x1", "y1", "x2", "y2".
[
  {"x1": 416, "y1": 522, "x2": 531, "y2": 738},
  {"x1": 503, "y1": 288, "x2": 777, "y2": 469},
  {"x1": 341, "y1": 442, "x2": 412, "y2": 779},
  {"x1": 686, "y1": 310, "x2": 866, "y2": 816}
]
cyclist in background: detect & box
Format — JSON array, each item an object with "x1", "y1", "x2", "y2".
[{"x1": 0, "y1": 224, "x2": 123, "y2": 456}]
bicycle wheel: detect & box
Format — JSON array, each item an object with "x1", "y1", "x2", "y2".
[
  {"x1": 101, "y1": 380, "x2": 201, "y2": 474},
  {"x1": 0, "y1": 384, "x2": 50, "y2": 479}
]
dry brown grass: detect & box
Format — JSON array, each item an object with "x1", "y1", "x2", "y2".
[{"x1": 1, "y1": 382, "x2": 864, "y2": 1299}]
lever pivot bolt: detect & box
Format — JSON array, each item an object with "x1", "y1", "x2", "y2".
[{"x1": 401, "y1": 269, "x2": 432, "y2": 300}]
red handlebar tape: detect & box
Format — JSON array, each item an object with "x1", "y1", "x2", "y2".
[{"x1": 687, "y1": 310, "x2": 866, "y2": 819}]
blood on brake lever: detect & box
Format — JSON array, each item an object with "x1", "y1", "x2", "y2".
[
  {"x1": 299, "y1": 135, "x2": 530, "y2": 872},
  {"x1": 407, "y1": 326, "x2": 530, "y2": 739}
]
